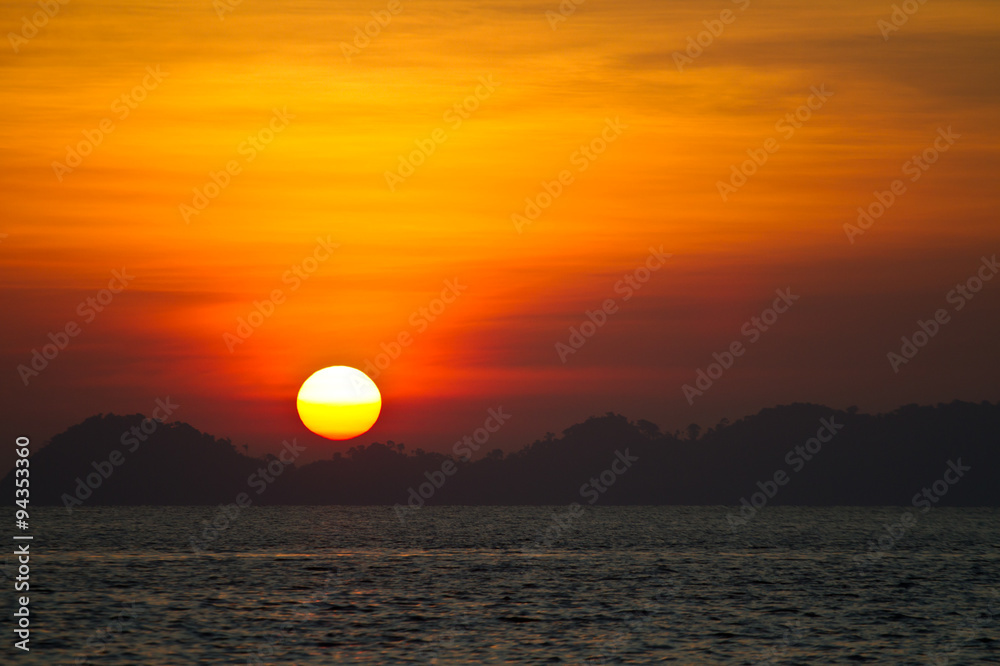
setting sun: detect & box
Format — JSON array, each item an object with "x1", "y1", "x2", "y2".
[{"x1": 296, "y1": 366, "x2": 382, "y2": 440}]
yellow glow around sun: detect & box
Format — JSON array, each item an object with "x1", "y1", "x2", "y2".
[{"x1": 296, "y1": 366, "x2": 382, "y2": 440}]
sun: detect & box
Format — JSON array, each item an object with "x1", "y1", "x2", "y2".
[{"x1": 296, "y1": 366, "x2": 382, "y2": 440}]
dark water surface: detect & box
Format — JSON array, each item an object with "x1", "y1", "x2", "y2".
[{"x1": 7, "y1": 507, "x2": 998, "y2": 664}]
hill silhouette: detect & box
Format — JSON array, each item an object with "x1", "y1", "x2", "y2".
[{"x1": 4, "y1": 402, "x2": 998, "y2": 507}]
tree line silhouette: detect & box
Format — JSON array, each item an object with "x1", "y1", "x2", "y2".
[{"x1": 4, "y1": 401, "x2": 998, "y2": 506}]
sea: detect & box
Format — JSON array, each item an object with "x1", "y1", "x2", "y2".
[{"x1": 7, "y1": 506, "x2": 998, "y2": 664}]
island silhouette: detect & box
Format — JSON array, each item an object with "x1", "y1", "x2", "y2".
[{"x1": 5, "y1": 401, "x2": 997, "y2": 507}]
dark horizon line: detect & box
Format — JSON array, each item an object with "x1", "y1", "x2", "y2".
[{"x1": 69, "y1": 397, "x2": 997, "y2": 452}]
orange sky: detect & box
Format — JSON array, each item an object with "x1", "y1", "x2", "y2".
[{"x1": 2, "y1": 0, "x2": 999, "y2": 462}]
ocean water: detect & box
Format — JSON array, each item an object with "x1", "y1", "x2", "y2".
[{"x1": 8, "y1": 506, "x2": 998, "y2": 664}]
